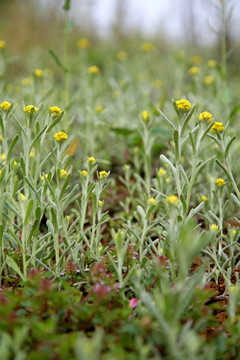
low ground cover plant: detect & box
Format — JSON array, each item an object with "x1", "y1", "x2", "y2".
[{"x1": 1, "y1": 1, "x2": 240, "y2": 359}]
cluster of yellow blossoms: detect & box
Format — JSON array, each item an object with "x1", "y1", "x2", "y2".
[
  {"x1": 176, "y1": 99, "x2": 191, "y2": 112},
  {"x1": 24, "y1": 105, "x2": 38, "y2": 115},
  {"x1": 49, "y1": 106, "x2": 62, "y2": 117},
  {"x1": 198, "y1": 111, "x2": 212, "y2": 123},
  {"x1": 0, "y1": 101, "x2": 11, "y2": 111},
  {"x1": 53, "y1": 131, "x2": 68, "y2": 142}
]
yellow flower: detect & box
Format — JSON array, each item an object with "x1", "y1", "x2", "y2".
[
  {"x1": 20, "y1": 193, "x2": 25, "y2": 201},
  {"x1": 123, "y1": 164, "x2": 130, "y2": 171},
  {"x1": 53, "y1": 131, "x2": 68, "y2": 142},
  {"x1": 191, "y1": 55, "x2": 203, "y2": 65},
  {"x1": 215, "y1": 178, "x2": 226, "y2": 187},
  {"x1": 60, "y1": 169, "x2": 67, "y2": 178},
  {"x1": 207, "y1": 60, "x2": 216, "y2": 68},
  {"x1": 211, "y1": 122, "x2": 224, "y2": 134},
  {"x1": 198, "y1": 111, "x2": 212, "y2": 124},
  {"x1": 0, "y1": 101, "x2": 11, "y2": 112},
  {"x1": 34, "y1": 69, "x2": 43, "y2": 78},
  {"x1": 0, "y1": 40, "x2": 6, "y2": 49},
  {"x1": 21, "y1": 77, "x2": 32, "y2": 86},
  {"x1": 117, "y1": 51, "x2": 127, "y2": 61},
  {"x1": 88, "y1": 65, "x2": 100, "y2": 75},
  {"x1": 166, "y1": 195, "x2": 178, "y2": 206},
  {"x1": 1, "y1": 153, "x2": 6, "y2": 160},
  {"x1": 0, "y1": 135, "x2": 2, "y2": 142},
  {"x1": 80, "y1": 170, "x2": 88, "y2": 177},
  {"x1": 99, "y1": 170, "x2": 108, "y2": 179},
  {"x1": 41, "y1": 173, "x2": 50, "y2": 181},
  {"x1": 201, "y1": 195, "x2": 207, "y2": 202},
  {"x1": 210, "y1": 224, "x2": 218, "y2": 231},
  {"x1": 175, "y1": 99, "x2": 191, "y2": 112},
  {"x1": 98, "y1": 200, "x2": 103, "y2": 206},
  {"x1": 87, "y1": 156, "x2": 96, "y2": 165},
  {"x1": 232, "y1": 229, "x2": 236, "y2": 235},
  {"x1": 30, "y1": 150, "x2": 35, "y2": 158},
  {"x1": 96, "y1": 106, "x2": 103, "y2": 113},
  {"x1": 158, "y1": 168, "x2": 166, "y2": 177},
  {"x1": 148, "y1": 198, "x2": 155, "y2": 205},
  {"x1": 77, "y1": 38, "x2": 90, "y2": 49},
  {"x1": 141, "y1": 110, "x2": 151, "y2": 122},
  {"x1": 24, "y1": 105, "x2": 38, "y2": 115},
  {"x1": 166, "y1": 177, "x2": 170, "y2": 183},
  {"x1": 189, "y1": 66, "x2": 200, "y2": 75},
  {"x1": 49, "y1": 106, "x2": 62, "y2": 117},
  {"x1": 203, "y1": 75, "x2": 214, "y2": 85},
  {"x1": 141, "y1": 42, "x2": 154, "y2": 52}
]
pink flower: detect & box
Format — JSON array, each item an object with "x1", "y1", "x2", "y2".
[{"x1": 129, "y1": 298, "x2": 138, "y2": 309}]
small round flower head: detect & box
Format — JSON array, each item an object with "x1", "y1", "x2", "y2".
[
  {"x1": 49, "y1": 106, "x2": 62, "y2": 117},
  {"x1": 176, "y1": 99, "x2": 191, "y2": 112},
  {"x1": 207, "y1": 59, "x2": 216, "y2": 68},
  {"x1": 87, "y1": 156, "x2": 96, "y2": 165},
  {"x1": 129, "y1": 298, "x2": 138, "y2": 309},
  {"x1": 0, "y1": 101, "x2": 11, "y2": 112},
  {"x1": 117, "y1": 51, "x2": 127, "y2": 61},
  {"x1": 203, "y1": 75, "x2": 214, "y2": 85},
  {"x1": 98, "y1": 200, "x2": 103, "y2": 206},
  {"x1": 166, "y1": 195, "x2": 178, "y2": 206},
  {"x1": 189, "y1": 66, "x2": 200, "y2": 75},
  {"x1": 24, "y1": 105, "x2": 38, "y2": 115},
  {"x1": 88, "y1": 65, "x2": 100, "y2": 75},
  {"x1": 34, "y1": 69, "x2": 43, "y2": 78},
  {"x1": 199, "y1": 111, "x2": 212, "y2": 124},
  {"x1": 99, "y1": 170, "x2": 108, "y2": 179},
  {"x1": 20, "y1": 193, "x2": 25, "y2": 201},
  {"x1": 0, "y1": 40, "x2": 6, "y2": 50},
  {"x1": 191, "y1": 55, "x2": 203, "y2": 65},
  {"x1": 201, "y1": 195, "x2": 207, "y2": 202},
  {"x1": 148, "y1": 197, "x2": 155, "y2": 205},
  {"x1": 96, "y1": 106, "x2": 103, "y2": 113},
  {"x1": 210, "y1": 224, "x2": 218, "y2": 231},
  {"x1": 141, "y1": 42, "x2": 154, "y2": 52},
  {"x1": 80, "y1": 170, "x2": 88, "y2": 177},
  {"x1": 22, "y1": 77, "x2": 32, "y2": 86},
  {"x1": 211, "y1": 122, "x2": 224, "y2": 134},
  {"x1": 77, "y1": 38, "x2": 90, "y2": 49},
  {"x1": 60, "y1": 169, "x2": 67, "y2": 178},
  {"x1": 215, "y1": 178, "x2": 226, "y2": 187},
  {"x1": 141, "y1": 110, "x2": 151, "y2": 122},
  {"x1": 30, "y1": 150, "x2": 35, "y2": 158},
  {"x1": 41, "y1": 173, "x2": 51, "y2": 181},
  {"x1": 158, "y1": 168, "x2": 166, "y2": 177},
  {"x1": 53, "y1": 131, "x2": 68, "y2": 142}
]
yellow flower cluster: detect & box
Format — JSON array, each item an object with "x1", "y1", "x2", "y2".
[
  {"x1": 0, "y1": 40, "x2": 6, "y2": 49},
  {"x1": 34, "y1": 69, "x2": 43, "y2": 78},
  {"x1": 117, "y1": 51, "x2": 127, "y2": 61},
  {"x1": 189, "y1": 66, "x2": 200, "y2": 75},
  {"x1": 198, "y1": 111, "x2": 212, "y2": 124},
  {"x1": 141, "y1": 110, "x2": 151, "y2": 122},
  {"x1": 0, "y1": 101, "x2": 11, "y2": 111},
  {"x1": 211, "y1": 122, "x2": 224, "y2": 134},
  {"x1": 148, "y1": 198, "x2": 155, "y2": 205},
  {"x1": 204, "y1": 75, "x2": 214, "y2": 85},
  {"x1": 141, "y1": 42, "x2": 154, "y2": 52},
  {"x1": 158, "y1": 168, "x2": 166, "y2": 177},
  {"x1": 87, "y1": 156, "x2": 96, "y2": 164},
  {"x1": 215, "y1": 178, "x2": 226, "y2": 187},
  {"x1": 60, "y1": 169, "x2": 67, "y2": 178},
  {"x1": 166, "y1": 195, "x2": 178, "y2": 206},
  {"x1": 201, "y1": 195, "x2": 207, "y2": 202},
  {"x1": 96, "y1": 106, "x2": 103, "y2": 113},
  {"x1": 49, "y1": 106, "x2": 62, "y2": 117},
  {"x1": 53, "y1": 131, "x2": 68, "y2": 142},
  {"x1": 207, "y1": 60, "x2": 216, "y2": 68},
  {"x1": 80, "y1": 170, "x2": 88, "y2": 177},
  {"x1": 88, "y1": 65, "x2": 100, "y2": 75},
  {"x1": 77, "y1": 38, "x2": 90, "y2": 49},
  {"x1": 24, "y1": 105, "x2": 38, "y2": 115},
  {"x1": 176, "y1": 99, "x2": 191, "y2": 112},
  {"x1": 99, "y1": 170, "x2": 108, "y2": 179},
  {"x1": 210, "y1": 224, "x2": 219, "y2": 231},
  {"x1": 191, "y1": 55, "x2": 203, "y2": 65}
]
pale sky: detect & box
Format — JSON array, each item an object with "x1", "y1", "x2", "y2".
[{"x1": 40, "y1": 0, "x2": 240, "y2": 45}]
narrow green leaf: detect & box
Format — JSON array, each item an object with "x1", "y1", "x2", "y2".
[
  {"x1": 49, "y1": 49, "x2": 68, "y2": 73},
  {"x1": 46, "y1": 112, "x2": 64, "y2": 133},
  {"x1": 24, "y1": 199, "x2": 34, "y2": 226},
  {"x1": 6, "y1": 257, "x2": 24, "y2": 280},
  {"x1": 224, "y1": 136, "x2": 235, "y2": 158},
  {"x1": 7, "y1": 134, "x2": 19, "y2": 162},
  {"x1": 30, "y1": 124, "x2": 47, "y2": 151}
]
